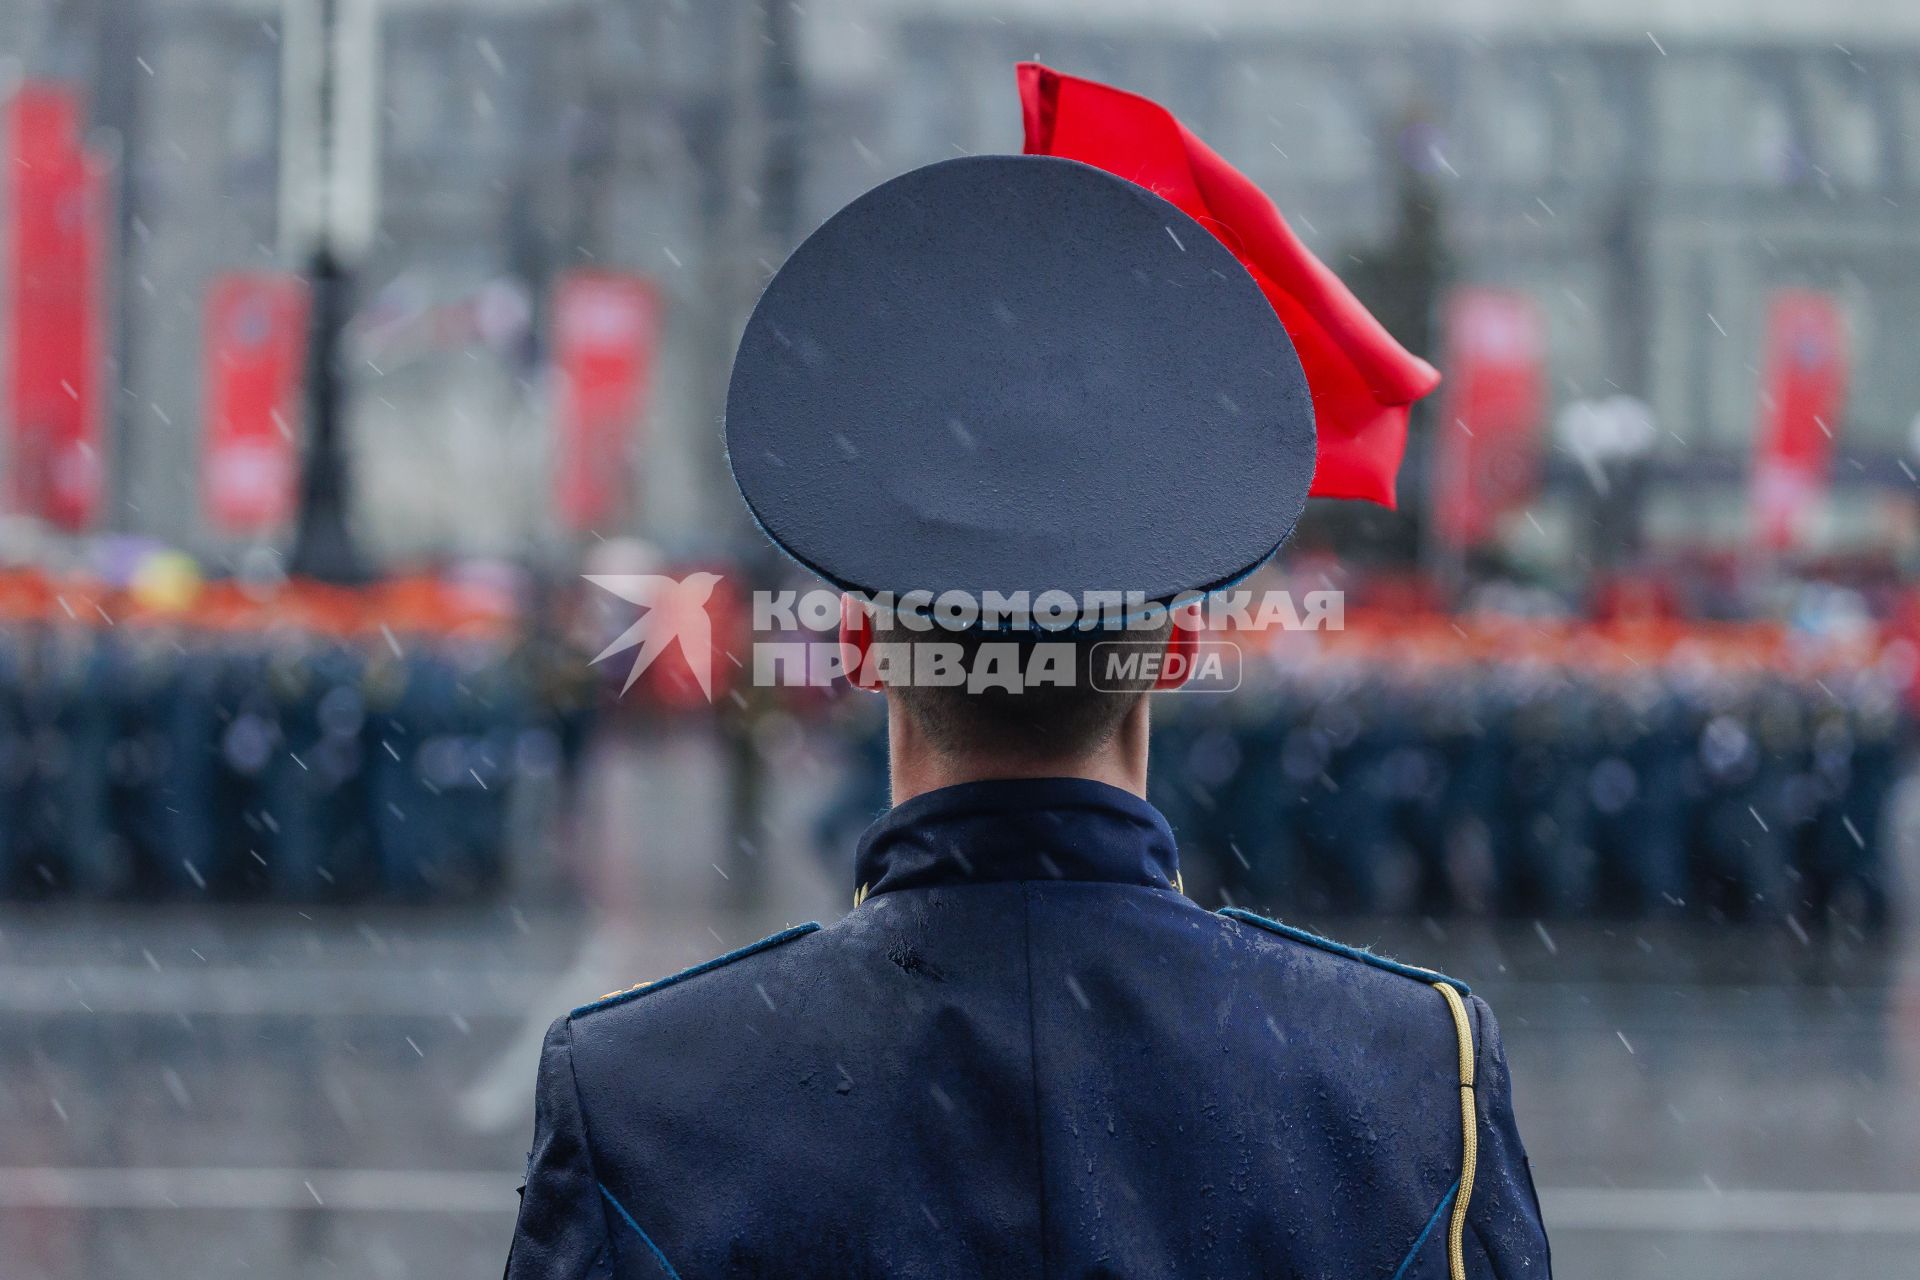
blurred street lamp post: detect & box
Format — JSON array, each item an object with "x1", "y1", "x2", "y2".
[
  {"x1": 714, "y1": 0, "x2": 804, "y2": 911},
  {"x1": 1595, "y1": 188, "x2": 1653, "y2": 573},
  {"x1": 279, "y1": 0, "x2": 381, "y2": 581}
]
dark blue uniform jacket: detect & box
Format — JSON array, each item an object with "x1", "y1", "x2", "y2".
[{"x1": 506, "y1": 778, "x2": 1550, "y2": 1278}]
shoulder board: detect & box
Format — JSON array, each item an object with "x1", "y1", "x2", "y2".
[
  {"x1": 1217, "y1": 907, "x2": 1469, "y2": 995},
  {"x1": 571, "y1": 922, "x2": 821, "y2": 1017}
]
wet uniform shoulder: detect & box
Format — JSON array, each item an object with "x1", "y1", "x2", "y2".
[
  {"x1": 569, "y1": 921, "x2": 822, "y2": 1021},
  {"x1": 1216, "y1": 906, "x2": 1470, "y2": 995}
]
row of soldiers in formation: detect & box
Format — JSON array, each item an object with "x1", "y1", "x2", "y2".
[
  {"x1": 0, "y1": 622, "x2": 581, "y2": 900},
  {"x1": 2, "y1": 592, "x2": 1908, "y2": 926},
  {"x1": 1140, "y1": 661, "x2": 1906, "y2": 926}
]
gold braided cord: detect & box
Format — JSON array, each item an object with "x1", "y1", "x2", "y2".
[{"x1": 1433, "y1": 982, "x2": 1478, "y2": 1280}]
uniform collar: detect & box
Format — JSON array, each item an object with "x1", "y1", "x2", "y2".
[{"x1": 854, "y1": 777, "x2": 1180, "y2": 901}]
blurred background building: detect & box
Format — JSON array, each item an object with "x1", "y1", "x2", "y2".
[
  {"x1": 4, "y1": 2, "x2": 1920, "y2": 1278},
  {"x1": 5, "y1": 0, "x2": 1920, "y2": 567}
]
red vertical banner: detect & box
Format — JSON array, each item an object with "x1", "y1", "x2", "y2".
[
  {"x1": 203, "y1": 272, "x2": 309, "y2": 533},
  {"x1": 1431, "y1": 288, "x2": 1547, "y2": 550},
  {"x1": 551, "y1": 271, "x2": 660, "y2": 533},
  {"x1": 3, "y1": 83, "x2": 110, "y2": 530},
  {"x1": 1751, "y1": 290, "x2": 1847, "y2": 553}
]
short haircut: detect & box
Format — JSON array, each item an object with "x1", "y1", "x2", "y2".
[{"x1": 872, "y1": 612, "x2": 1173, "y2": 761}]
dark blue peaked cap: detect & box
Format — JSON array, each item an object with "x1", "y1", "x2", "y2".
[{"x1": 725, "y1": 154, "x2": 1316, "y2": 604}]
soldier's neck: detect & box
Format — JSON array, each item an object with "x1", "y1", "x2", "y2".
[{"x1": 884, "y1": 698, "x2": 1151, "y2": 805}]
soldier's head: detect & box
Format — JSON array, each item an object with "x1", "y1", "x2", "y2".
[
  {"x1": 726, "y1": 156, "x2": 1315, "y2": 800},
  {"x1": 832, "y1": 601, "x2": 1193, "y2": 796}
]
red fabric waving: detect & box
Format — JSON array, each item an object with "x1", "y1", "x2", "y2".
[{"x1": 1019, "y1": 62, "x2": 1440, "y2": 508}]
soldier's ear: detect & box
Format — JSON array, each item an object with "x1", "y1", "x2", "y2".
[
  {"x1": 837, "y1": 595, "x2": 883, "y2": 693},
  {"x1": 1153, "y1": 601, "x2": 1203, "y2": 692}
]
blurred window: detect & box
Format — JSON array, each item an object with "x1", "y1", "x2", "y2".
[
  {"x1": 896, "y1": 22, "x2": 1004, "y2": 160},
  {"x1": 1221, "y1": 52, "x2": 1376, "y2": 185},
  {"x1": 893, "y1": 45, "x2": 967, "y2": 162},
  {"x1": 1452, "y1": 52, "x2": 1555, "y2": 185},
  {"x1": 388, "y1": 32, "x2": 453, "y2": 158},
  {"x1": 225, "y1": 44, "x2": 278, "y2": 179},
  {"x1": 1657, "y1": 54, "x2": 1807, "y2": 188},
  {"x1": 1901, "y1": 67, "x2": 1920, "y2": 187},
  {"x1": 1851, "y1": 261, "x2": 1920, "y2": 447},
  {"x1": 386, "y1": 20, "x2": 531, "y2": 165},
  {"x1": 1800, "y1": 55, "x2": 1885, "y2": 189},
  {"x1": 1547, "y1": 54, "x2": 1634, "y2": 183}
]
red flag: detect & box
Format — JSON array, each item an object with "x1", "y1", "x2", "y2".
[
  {"x1": 551, "y1": 271, "x2": 661, "y2": 533},
  {"x1": 3, "y1": 83, "x2": 110, "y2": 530},
  {"x1": 1431, "y1": 288, "x2": 1546, "y2": 550},
  {"x1": 1018, "y1": 62, "x2": 1439, "y2": 508},
  {"x1": 204, "y1": 272, "x2": 309, "y2": 533},
  {"x1": 1751, "y1": 291, "x2": 1846, "y2": 552}
]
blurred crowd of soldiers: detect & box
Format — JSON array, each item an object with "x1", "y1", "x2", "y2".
[
  {"x1": 0, "y1": 563, "x2": 596, "y2": 901},
  {"x1": 1144, "y1": 613, "x2": 1912, "y2": 927},
  {"x1": 1, "y1": 558, "x2": 1912, "y2": 930},
  {"x1": 814, "y1": 605, "x2": 1914, "y2": 929}
]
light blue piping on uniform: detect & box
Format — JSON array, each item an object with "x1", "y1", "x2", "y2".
[
  {"x1": 571, "y1": 922, "x2": 821, "y2": 1017},
  {"x1": 1217, "y1": 907, "x2": 1470, "y2": 994},
  {"x1": 1390, "y1": 1178, "x2": 1460, "y2": 1280},
  {"x1": 599, "y1": 1182, "x2": 684, "y2": 1279}
]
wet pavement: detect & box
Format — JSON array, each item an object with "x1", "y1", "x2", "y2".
[{"x1": 0, "y1": 902, "x2": 1913, "y2": 1278}]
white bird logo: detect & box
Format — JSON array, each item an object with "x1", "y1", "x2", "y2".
[{"x1": 583, "y1": 572, "x2": 724, "y2": 700}]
